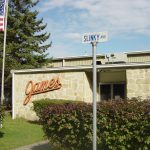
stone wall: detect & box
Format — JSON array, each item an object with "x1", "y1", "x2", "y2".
[
  {"x1": 126, "y1": 68, "x2": 150, "y2": 99},
  {"x1": 13, "y1": 71, "x2": 93, "y2": 120}
]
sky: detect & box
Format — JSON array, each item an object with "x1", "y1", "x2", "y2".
[{"x1": 36, "y1": 0, "x2": 150, "y2": 58}]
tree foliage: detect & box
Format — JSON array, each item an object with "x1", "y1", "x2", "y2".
[{"x1": 0, "y1": 0, "x2": 51, "y2": 100}]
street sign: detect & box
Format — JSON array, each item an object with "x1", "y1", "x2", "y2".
[
  {"x1": 82, "y1": 32, "x2": 108, "y2": 43},
  {"x1": 82, "y1": 31, "x2": 108, "y2": 150}
]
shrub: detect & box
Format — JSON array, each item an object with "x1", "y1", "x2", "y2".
[
  {"x1": 97, "y1": 100, "x2": 150, "y2": 149},
  {"x1": 33, "y1": 99, "x2": 82, "y2": 118},
  {"x1": 34, "y1": 99, "x2": 150, "y2": 150}
]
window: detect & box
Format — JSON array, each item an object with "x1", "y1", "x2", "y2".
[
  {"x1": 100, "y1": 83, "x2": 125, "y2": 101},
  {"x1": 100, "y1": 84, "x2": 111, "y2": 100},
  {"x1": 113, "y1": 84, "x2": 125, "y2": 100},
  {"x1": 96, "y1": 60, "x2": 102, "y2": 65}
]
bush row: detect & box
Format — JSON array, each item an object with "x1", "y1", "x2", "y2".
[{"x1": 33, "y1": 99, "x2": 150, "y2": 150}]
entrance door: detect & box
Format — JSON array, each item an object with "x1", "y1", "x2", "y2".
[{"x1": 100, "y1": 83, "x2": 125, "y2": 101}]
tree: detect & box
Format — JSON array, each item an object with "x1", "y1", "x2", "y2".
[{"x1": 0, "y1": 0, "x2": 51, "y2": 102}]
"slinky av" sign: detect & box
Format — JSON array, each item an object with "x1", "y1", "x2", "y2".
[{"x1": 23, "y1": 77, "x2": 62, "y2": 105}]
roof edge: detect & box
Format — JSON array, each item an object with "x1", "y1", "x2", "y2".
[
  {"x1": 11, "y1": 62, "x2": 150, "y2": 74},
  {"x1": 52, "y1": 54, "x2": 105, "y2": 60},
  {"x1": 124, "y1": 50, "x2": 150, "y2": 55}
]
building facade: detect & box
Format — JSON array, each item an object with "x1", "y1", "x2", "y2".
[{"x1": 12, "y1": 50, "x2": 150, "y2": 120}]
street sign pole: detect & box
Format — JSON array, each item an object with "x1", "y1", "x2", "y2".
[
  {"x1": 82, "y1": 32, "x2": 108, "y2": 150},
  {"x1": 92, "y1": 42, "x2": 97, "y2": 150}
]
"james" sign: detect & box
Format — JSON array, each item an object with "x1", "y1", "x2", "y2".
[{"x1": 23, "y1": 77, "x2": 62, "y2": 105}]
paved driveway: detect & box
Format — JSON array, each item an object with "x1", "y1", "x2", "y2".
[{"x1": 14, "y1": 140, "x2": 50, "y2": 150}]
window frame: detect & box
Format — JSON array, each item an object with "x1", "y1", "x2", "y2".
[{"x1": 99, "y1": 82, "x2": 126, "y2": 101}]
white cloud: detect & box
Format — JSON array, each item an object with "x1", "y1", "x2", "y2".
[
  {"x1": 48, "y1": 43, "x2": 81, "y2": 57},
  {"x1": 64, "y1": 33, "x2": 81, "y2": 41},
  {"x1": 38, "y1": 0, "x2": 150, "y2": 36},
  {"x1": 48, "y1": 44, "x2": 70, "y2": 57},
  {"x1": 38, "y1": 0, "x2": 71, "y2": 12},
  {"x1": 37, "y1": 0, "x2": 150, "y2": 57}
]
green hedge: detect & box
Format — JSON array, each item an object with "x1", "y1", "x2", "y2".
[
  {"x1": 32, "y1": 99, "x2": 82, "y2": 118},
  {"x1": 33, "y1": 99, "x2": 150, "y2": 150}
]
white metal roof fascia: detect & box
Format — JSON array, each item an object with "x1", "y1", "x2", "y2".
[
  {"x1": 11, "y1": 63, "x2": 150, "y2": 74},
  {"x1": 11, "y1": 66, "x2": 93, "y2": 74},
  {"x1": 53, "y1": 50, "x2": 150, "y2": 60},
  {"x1": 97, "y1": 62, "x2": 150, "y2": 69},
  {"x1": 52, "y1": 50, "x2": 150, "y2": 61},
  {"x1": 52, "y1": 54, "x2": 105, "y2": 60},
  {"x1": 124, "y1": 50, "x2": 150, "y2": 55}
]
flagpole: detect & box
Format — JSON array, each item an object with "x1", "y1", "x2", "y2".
[
  {"x1": 0, "y1": 0, "x2": 9, "y2": 128},
  {"x1": 1, "y1": 0, "x2": 9, "y2": 105}
]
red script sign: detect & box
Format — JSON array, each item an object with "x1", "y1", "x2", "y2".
[{"x1": 23, "y1": 77, "x2": 62, "y2": 105}]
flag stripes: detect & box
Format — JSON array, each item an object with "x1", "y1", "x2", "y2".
[{"x1": 0, "y1": 0, "x2": 6, "y2": 31}]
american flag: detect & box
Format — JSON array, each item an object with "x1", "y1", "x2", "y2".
[{"x1": 0, "y1": 0, "x2": 6, "y2": 31}]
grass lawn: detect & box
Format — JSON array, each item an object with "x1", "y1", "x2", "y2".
[{"x1": 0, "y1": 112, "x2": 46, "y2": 150}]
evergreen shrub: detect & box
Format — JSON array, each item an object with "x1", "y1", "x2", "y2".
[{"x1": 33, "y1": 99, "x2": 150, "y2": 150}]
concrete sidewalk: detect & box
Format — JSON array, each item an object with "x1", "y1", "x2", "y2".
[{"x1": 14, "y1": 140, "x2": 50, "y2": 150}]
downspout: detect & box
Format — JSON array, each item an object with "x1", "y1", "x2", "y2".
[{"x1": 12, "y1": 72, "x2": 15, "y2": 119}]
